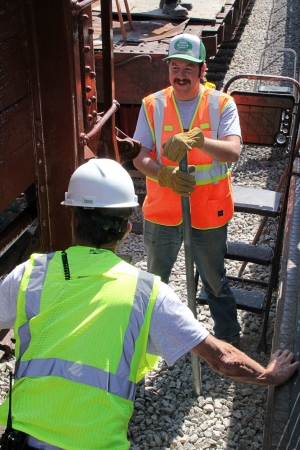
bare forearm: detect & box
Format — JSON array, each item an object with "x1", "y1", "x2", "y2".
[
  {"x1": 193, "y1": 334, "x2": 300, "y2": 386},
  {"x1": 200, "y1": 135, "x2": 241, "y2": 163},
  {"x1": 133, "y1": 146, "x2": 159, "y2": 179}
]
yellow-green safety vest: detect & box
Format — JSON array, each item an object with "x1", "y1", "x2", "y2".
[{"x1": 0, "y1": 246, "x2": 160, "y2": 449}]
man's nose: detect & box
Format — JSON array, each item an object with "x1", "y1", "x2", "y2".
[{"x1": 177, "y1": 69, "x2": 186, "y2": 78}]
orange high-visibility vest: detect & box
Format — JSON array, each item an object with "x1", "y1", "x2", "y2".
[{"x1": 143, "y1": 85, "x2": 235, "y2": 229}]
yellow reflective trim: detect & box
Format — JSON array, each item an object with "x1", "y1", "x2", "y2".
[
  {"x1": 221, "y1": 98, "x2": 232, "y2": 113},
  {"x1": 164, "y1": 125, "x2": 173, "y2": 131},
  {"x1": 200, "y1": 123, "x2": 210, "y2": 129},
  {"x1": 195, "y1": 171, "x2": 230, "y2": 186},
  {"x1": 193, "y1": 162, "x2": 226, "y2": 171},
  {"x1": 195, "y1": 163, "x2": 213, "y2": 171},
  {"x1": 143, "y1": 99, "x2": 155, "y2": 145},
  {"x1": 147, "y1": 175, "x2": 158, "y2": 183}
]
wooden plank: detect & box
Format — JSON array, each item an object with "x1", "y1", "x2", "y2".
[
  {"x1": 0, "y1": 140, "x2": 35, "y2": 211},
  {"x1": 0, "y1": 98, "x2": 33, "y2": 161},
  {"x1": 94, "y1": 0, "x2": 228, "y2": 22},
  {"x1": 0, "y1": 0, "x2": 23, "y2": 42},
  {"x1": 0, "y1": 35, "x2": 29, "y2": 111}
]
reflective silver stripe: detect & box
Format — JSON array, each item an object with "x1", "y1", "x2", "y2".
[
  {"x1": 194, "y1": 162, "x2": 229, "y2": 184},
  {"x1": 18, "y1": 253, "x2": 55, "y2": 359},
  {"x1": 15, "y1": 358, "x2": 136, "y2": 401},
  {"x1": 25, "y1": 253, "x2": 55, "y2": 319},
  {"x1": 16, "y1": 264, "x2": 155, "y2": 401},
  {"x1": 117, "y1": 270, "x2": 155, "y2": 378},
  {"x1": 153, "y1": 92, "x2": 166, "y2": 165},
  {"x1": 208, "y1": 92, "x2": 226, "y2": 185},
  {"x1": 208, "y1": 91, "x2": 221, "y2": 140}
]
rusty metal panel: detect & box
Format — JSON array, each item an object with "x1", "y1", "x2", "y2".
[
  {"x1": 22, "y1": 0, "x2": 97, "y2": 252},
  {"x1": 93, "y1": 17, "x2": 217, "y2": 105},
  {"x1": 95, "y1": 52, "x2": 169, "y2": 105}
]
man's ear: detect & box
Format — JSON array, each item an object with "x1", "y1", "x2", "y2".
[
  {"x1": 200, "y1": 62, "x2": 207, "y2": 79},
  {"x1": 125, "y1": 221, "x2": 132, "y2": 236}
]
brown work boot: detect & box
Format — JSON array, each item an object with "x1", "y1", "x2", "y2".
[{"x1": 161, "y1": 0, "x2": 189, "y2": 17}]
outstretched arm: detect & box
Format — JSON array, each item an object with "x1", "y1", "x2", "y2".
[{"x1": 192, "y1": 334, "x2": 300, "y2": 386}]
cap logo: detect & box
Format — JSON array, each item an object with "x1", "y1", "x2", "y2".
[{"x1": 174, "y1": 39, "x2": 192, "y2": 53}]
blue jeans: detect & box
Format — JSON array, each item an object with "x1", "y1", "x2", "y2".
[{"x1": 144, "y1": 220, "x2": 241, "y2": 343}]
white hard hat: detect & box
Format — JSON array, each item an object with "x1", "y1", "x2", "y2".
[{"x1": 61, "y1": 158, "x2": 139, "y2": 208}]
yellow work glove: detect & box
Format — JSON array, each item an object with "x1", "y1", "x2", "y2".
[
  {"x1": 157, "y1": 165, "x2": 195, "y2": 197},
  {"x1": 162, "y1": 127, "x2": 205, "y2": 162}
]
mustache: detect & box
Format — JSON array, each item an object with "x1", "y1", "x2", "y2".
[{"x1": 174, "y1": 78, "x2": 191, "y2": 84}]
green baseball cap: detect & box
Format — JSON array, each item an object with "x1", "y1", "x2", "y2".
[{"x1": 164, "y1": 33, "x2": 206, "y2": 63}]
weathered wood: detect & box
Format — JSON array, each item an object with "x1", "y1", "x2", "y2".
[
  {"x1": 0, "y1": 98, "x2": 33, "y2": 160},
  {"x1": 0, "y1": 37, "x2": 29, "y2": 111},
  {"x1": 0, "y1": 140, "x2": 35, "y2": 211},
  {"x1": 0, "y1": 0, "x2": 22, "y2": 42}
]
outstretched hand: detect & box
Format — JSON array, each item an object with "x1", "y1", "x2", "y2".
[
  {"x1": 192, "y1": 335, "x2": 299, "y2": 386},
  {"x1": 265, "y1": 349, "x2": 300, "y2": 386}
]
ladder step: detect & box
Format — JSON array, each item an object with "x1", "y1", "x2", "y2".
[
  {"x1": 258, "y1": 85, "x2": 293, "y2": 94},
  {"x1": 197, "y1": 287, "x2": 265, "y2": 314},
  {"x1": 233, "y1": 185, "x2": 281, "y2": 217},
  {"x1": 226, "y1": 241, "x2": 272, "y2": 266}
]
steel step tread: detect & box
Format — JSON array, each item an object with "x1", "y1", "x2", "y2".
[
  {"x1": 197, "y1": 287, "x2": 265, "y2": 314},
  {"x1": 226, "y1": 241, "x2": 272, "y2": 265},
  {"x1": 233, "y1": 185, "x2": 281, "y2": 217}
]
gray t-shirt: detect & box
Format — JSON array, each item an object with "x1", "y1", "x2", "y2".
[
  {"x1": 0, "y1": 260, "x2": 208, "y2": 367},
  {"x1": 0, "y1": 260, "x2": 209, "y2": 449},
  {"x1": 133, "y1": 92, "x2": 241, "y2": 150}
]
